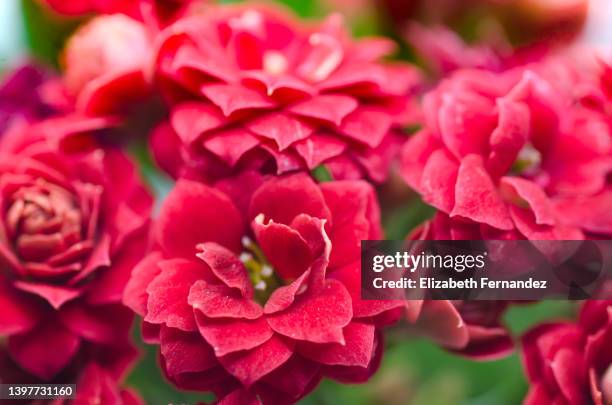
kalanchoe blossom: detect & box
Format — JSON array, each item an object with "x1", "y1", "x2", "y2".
[
  {"x1": 124, "y1": 172, "x2": 405, "y2": 403},
  {"x1": 521, "y1": 300, "x2": 612, "y2": 405},
  {"x1": 0, "y1": 119, "x2": 152, "y2": 380},
  {"x1": 151, "y1": 5, "x2": 421, "y2": 183},
  {"x1": 0, "y1": 64, "x2": 56, "y2": 134},
  {"x1": 401, "y1": 56, "x2": 612, "y2": 240},
  {"x1": 60, "y1": 14, "x2": 153, "y2": 115}
]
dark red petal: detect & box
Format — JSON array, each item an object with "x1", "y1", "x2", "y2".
[
  {"x1": 457, "y1": 324, "x2": 514, "y2": 360},
  {"x1": 160, "y1": 326, "x2": 218, "y2": 377},
  {"x1": 13, "y1": 281, "x2": 81, "y2": 310},
  {"x1": 122, "y1": 251, "x2": 163, "y2": 317},
  {"x1": 252, "y1": 216, "x2": 312, "y2": 281},
  {"x1": 188, "y1": 280, "x2": 262, "y2": 320},
  {"x1": 59, "y1": 303, "x2": 133, "y2": 345},
  {"x1": 217, "y1": 389, "x2": 261, "y2": 405},
  {"x1": 219, "y1": 335, "x2": 294, "y2": 387},
  {"x1": 260, "y1": 355, "x2": 321, "y2": 399},
  {"x1": 550, "y1": 348, "x2": 589, "y2": 404},
  {"x1": 72, "y1": 363, "x2": 122, "y2": 405},
  {"x1": 267, "y1": 280, "x2": 352, "y2": 344},
  {"x1": 451, "y1": 154, "x2": 513, "y2": 230},
  {"x1": 195, "y1": 315, "x2": 273, "y2": 357},
  {"x1": 150, "y1": 121, "x2": 183, "y2": 179},
  {"x1": 248, "y1": 173, "x2": 331, "y2": 226},
  {"x1": 323, "y1": 329, "x2": 383, "y2": 384},
  {"x1": 70, "y1": 234, "x2": 111, "y2": 285},
  {"x1": 299, "y1": 322, "x2": 375, "y2": 368},
  {"x1": 86, "y1": 233, "x2": 149, "y2": 305},
  {"x1": 8, "y1": 321, "x2": 80, "y2": 380},
  {"x1": 195, "y1": 243, "x2": 253, "y2": 298},
  {"x1": 321, "y1": 180, "x2": 382, "y2": 268},
  {"x1": 329, "y1": 263, "x2": 405, "y2": 320},
  {"x1": 156, "y1": 179, "x2": 243, "y2": 258},
  {"x1": 145, "y1": 259, "x2": 209, "y2": 332},
  {"x1": 264, "y1": 270, "x2": 311, "y2": 315},
  {"x1": 0, "y1": 281, "x2": 41, "y2": 334}
]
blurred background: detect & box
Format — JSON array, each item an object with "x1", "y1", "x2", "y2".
[{"x1": 1, "y1": 0, "x2": 609, "y2": 404}]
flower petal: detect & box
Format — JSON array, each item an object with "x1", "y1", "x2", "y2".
[
  {"x1": 156, "y1": 179, "x2": 243, "y2": 258},
  {"x1": 248, "y1": 173, "x2": 331, "y2": 226},
  {"x1": 8, "y1": 321, "x2": 80, "y2": 380},
  {"x1": 267, "y1": 280, "x2": 352, "y2": 344},
  {"x1": 451, "y1": 154, "x2": 513, "y2": 230},
  {"x1": 299, "y1": 322, "x2": 375, "y2": 368},
  {"x1": 188, "y1": 279, "x2": 262, "y2": 320},
  {"x1": 145, "y1": 259, "x2": 210, "y2": 332},
  {"x1": 289, "y1": 95, "x2": 358, "y2": 126},
  {"x1": 219, "y1": 335, "x2": 294, "y2": 387},
  {"x1": 195, "y1": 315, "x2": 273, "y2": 357},
  {"x1": 247, "y1": 112, "x2": 313, "y2": 151},
  {"x1": 160, "y1": 326, "x2": 218, "y2": 377}
]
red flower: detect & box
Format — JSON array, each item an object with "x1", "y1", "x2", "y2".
[
  {"x1": 401, "y1": 56, "x2": 612, "y2": 240},
  {"x1": 522, "y1": 300, "x2": 612, "y2": 405},
  {"x1": 150, "y1": 5, "x2": 420, "y2": 183},
  {"x1": 0, "y1": 348, "x2": 143, "y2": 405},
  {"x1": 124, "y1": 172, "x2": 403, "y2": 402},
  {"x1": 0, "y1": 119, "x2": 152, "y2": 380},
  {"x1": 41, "y1": 0, "x2": 198, "y2": 28},
  {"x1": 60, "y1": 14, "x2": 153, "y2": 115}
]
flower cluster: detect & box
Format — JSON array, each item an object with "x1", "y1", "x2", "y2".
[{"x1": 2, "y1": 0, "x2": 611, "y2": 403}]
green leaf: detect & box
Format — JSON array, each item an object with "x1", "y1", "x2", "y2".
[{"x1": 312, "y1": 165, "x2": 334, "y2": 183}]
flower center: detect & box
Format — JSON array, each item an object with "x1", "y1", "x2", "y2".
[
  {"x1": 511, "y1": 143, "x2": 542, "y2": 175},
  {"x1": 240, "y1": 236, "x2": 281, "y2": 304},
  {"x1": 5, "y1": 179, "x2": 83, "y2": 266}
]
